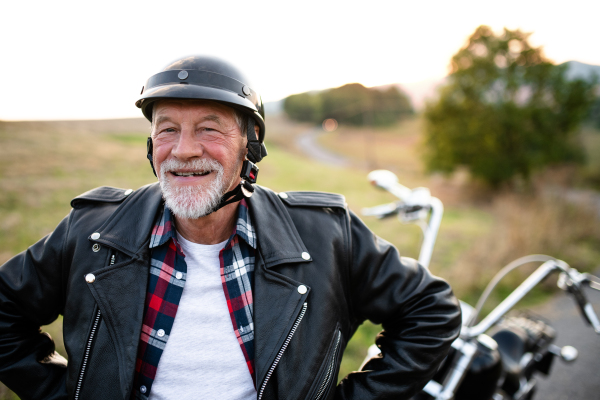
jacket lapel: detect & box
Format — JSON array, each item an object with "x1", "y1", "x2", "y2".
[
  {"x1": 86, "y1": 183, "x2": 163, "y2": 397},
  {"x1": 248, "y1": 186, "x2": 312, "y2": 389}
]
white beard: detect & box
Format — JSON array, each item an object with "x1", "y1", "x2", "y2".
[{"x1": 159, "y1": 158, "x2": 228, "y2": 219}]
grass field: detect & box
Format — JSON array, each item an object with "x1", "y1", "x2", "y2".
[{"x1": 1, "y1": 114, "x2": 599, "y2": 397}]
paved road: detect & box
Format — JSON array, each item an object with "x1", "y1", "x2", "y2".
[
  {"x1": 532, "y1": 283, "x2": 600, "y2": 400},
  {"x1": 295, "y1": 128, "x2": 350, "y2": 167}
]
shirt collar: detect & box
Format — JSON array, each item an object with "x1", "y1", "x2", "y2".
[{"x1": 149, "y1": 198, "x2": 256, "y2": 249}]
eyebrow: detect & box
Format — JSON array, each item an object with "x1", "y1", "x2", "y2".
[{"x1": 153, "y1": 113, "x2": 224, "y2": 127}]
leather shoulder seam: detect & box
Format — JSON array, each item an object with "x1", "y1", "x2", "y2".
[
  {"x1": 278, "y1": 191, "x2": 347, "y2": 209},
  {"x1": 71, "y1": 186, "x2": 133, "y2": 208}
]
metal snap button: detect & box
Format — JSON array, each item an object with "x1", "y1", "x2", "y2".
[
  {"x1": 124, "y1": 189, "x2": 133, "y2": 196},
  {"x1": 85, "y1": 274, "x2": 95, "y2": 283},
  {"x1": 279, "y1": 192, "x2": 288, "y2": 199},
  {"x1": 157, "y1": 329, "x2": 165, "y2": 337},
  {"x1": 298, "y1": 285, "x2": 308, "y2": 294},
  {"x1": 92, "y1": 244, "x2": 101, "y2": 252},
  {"x1": 301, "y1": 252, "x2": 310, "y2": 260},
  {"x1": 91, "y1": 232, "x2": 100, "y2": 240},
  {"x1": 140, "y1": 385, "x2": 147, "y2": 394},
  {"x1": 175, "y1": 271, "x2": 183, "y2": 280}
]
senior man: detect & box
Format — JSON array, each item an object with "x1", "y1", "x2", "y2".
[{"x1": 0, "y1": 56, "x2": 461, "y2": 400}]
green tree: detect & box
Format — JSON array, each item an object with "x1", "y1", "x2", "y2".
[
  {"x1": 283, "y1": 83, "x2": 413, "y2": 127},
  {"x1": 283, "y1": 92, "x2": 323, "y2": 122},
  {"x1": 588, "y1": 97, "x2": 600, "y2": 129},
  {"x1": 424, "y1": 26, "x2": 597, "y2": 186}
]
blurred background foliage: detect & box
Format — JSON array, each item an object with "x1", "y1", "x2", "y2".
[
  {"x1": 423, "y1": 26, "x2": 598, "y2": 186},
  {"x1": 284, "y1": 83, "x2": 413, "y2": 127}
]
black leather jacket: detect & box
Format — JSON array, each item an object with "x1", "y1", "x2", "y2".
[{"x1": 0, "y1": 183, "x2": 461, "y2": 400}]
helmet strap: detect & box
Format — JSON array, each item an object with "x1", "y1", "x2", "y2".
[
  {"x1": 147, "y1": 137, "x2": 157, "y2": 177},
  {"x1": 246, "y1": 115, "x2": 266, "y2": 163},
  {"x1": 209, "y1": 159, "x2": 259, "y2": 213}
]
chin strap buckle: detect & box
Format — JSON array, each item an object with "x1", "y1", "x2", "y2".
[
  {"x1": 239, "y1": 159, "x2": 258, "y2": 198},
  {"x1": 210, "y1": 159, "x2": 260, "y2": 213}
]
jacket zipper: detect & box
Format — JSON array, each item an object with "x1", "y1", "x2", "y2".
[
  {"x1": 258, "y1": 302, "x2": 308, "y2": 400},
  {"x1": 74, "y1": 254, "x2": 115, "y2": 400},
  {"x1": 314, "y1": 330, "x2": 342, "y2": 400}
]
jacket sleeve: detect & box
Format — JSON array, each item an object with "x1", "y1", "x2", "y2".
[
  {"x1": 336, "y1": 211, "x2": 462, "y2": 399},
  {"x1": 0, "y1": 213, "x2": 71, "y2": 399}
]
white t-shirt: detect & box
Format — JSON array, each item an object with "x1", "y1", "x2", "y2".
[{"x1": 148, "y1": 233, "x2": 256, "y2": 400}]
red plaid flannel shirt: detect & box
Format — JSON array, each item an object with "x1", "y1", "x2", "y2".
[{"x1": 131, "y1": 200, "x2": 256, "y2": 399}]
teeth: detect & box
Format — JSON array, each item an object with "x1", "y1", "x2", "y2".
[{"x1": 173, "y1": 171, "x2": 210, "y2": 177}]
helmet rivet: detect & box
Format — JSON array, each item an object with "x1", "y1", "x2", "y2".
[
  {"x1": 178, "y1": 70, "x2": 189, "y2": 80},
  {"x1": 242, "y1": 85, "x2": 251, "y2": 96}
]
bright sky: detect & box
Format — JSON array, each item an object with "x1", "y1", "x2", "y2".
[{"x1": 1, "y1": 0, "x2": 599, "y2": 120}]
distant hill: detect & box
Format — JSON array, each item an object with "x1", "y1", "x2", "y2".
[
  {"x1": 375, "y1": 78, "x2": 446, "y2": 111},
  {"x1": 562, "y1": 61, "x2": 600, "y2": 81},
  {"x1": 270, "y1": 61, "x2": 600, "y2": 116}
]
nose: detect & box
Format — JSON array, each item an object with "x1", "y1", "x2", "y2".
[{"x1": 171, "y1": 129, "x2": 204, "y2": 160}]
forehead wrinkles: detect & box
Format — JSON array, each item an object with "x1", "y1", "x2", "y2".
[{"x1": 152, "y1": 100, "x2": 236, "y2": 125}]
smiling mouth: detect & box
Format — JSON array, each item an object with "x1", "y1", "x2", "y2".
[{"x1": 171, "y1": 171, "x2": 212, "y2": 177}]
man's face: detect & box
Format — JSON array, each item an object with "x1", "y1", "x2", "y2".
[{"x1": 151, "y1": 100, "x2": 247, "y2": 219}]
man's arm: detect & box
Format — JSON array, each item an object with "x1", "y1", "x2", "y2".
[
  {"x1": 0, "y1": 213, "x2": 71, "y2": 399},
  {"x1": 337, "y1": 211, "x2": 461, "y2": 399}
]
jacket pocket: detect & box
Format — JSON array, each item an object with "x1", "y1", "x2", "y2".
[{"x1": 311, "y1": 328, "x2": 343, "y2": 400}]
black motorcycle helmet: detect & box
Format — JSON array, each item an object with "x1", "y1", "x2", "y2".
[
  {"x1": 136, "y1": 55, "x2": 267, "y2": 164},
  {"x1": 137, "y1": 55, "x2": 267, "y2": 212}
]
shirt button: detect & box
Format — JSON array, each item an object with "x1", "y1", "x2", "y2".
[
  {"x1": 85, "y1": 274, "x2": 95, "y2": 283},
  {"x1": 140, "y1": 385, "x2": 147, "y2": 394},
  {"x1": 298, "y1": 285, "x2": 308, "y2": 294},
  {"x1": 175, "y1": 271, "x2": 183, "y2": 280},
  {"x1": 124, "y1": 189, "x2": 133, "y2": 196},
  {"x1": 301, "y1": 252, "x2": 310, "y2": 260},
  {"x1": 278, "y1": 192, "x2": 288, "y2": 199},
  {"x1": 157, "y1": 329, "x2": 165, "y2": 337},
  {"x1": 91, "y1": 232, "x2": 100, "y2": 240}
]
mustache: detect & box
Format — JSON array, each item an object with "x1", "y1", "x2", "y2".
[{"x1": 159, "y1": 158, "x2": 224, "y2": 176}]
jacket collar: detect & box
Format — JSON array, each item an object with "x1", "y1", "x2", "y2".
[
  {"x1": 93, "y1": 183, "x2": 163, "y2": 258},
  {"x1": 246, "y1": 185, "x2": 312, "y2": 267},
  {"x1": 94, "y1": 183, "x2": 310, "y2": 266}
]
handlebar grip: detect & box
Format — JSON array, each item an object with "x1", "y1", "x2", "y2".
[{"x1": 583, "y1": 303, "x2": 600, "y2": 334}]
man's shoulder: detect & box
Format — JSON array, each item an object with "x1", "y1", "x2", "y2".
[
  {"x1": 70, "y1": 183, "x2": 160, "y2": 209},
  {"x1": 254, "y1": 185, "x2": 347, "y2": 210}
]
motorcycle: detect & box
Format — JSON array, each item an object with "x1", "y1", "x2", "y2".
[{"x1": 361, "y1": 170, "x2": 600, "y2": 400}]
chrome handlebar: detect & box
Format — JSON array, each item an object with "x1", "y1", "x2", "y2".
[
  {"x1": 462, "y1": 260, "x2": 600, "y2": 338},
  {"x1": 361, "y1": 170, "x2": 443, "y2": 270}
]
